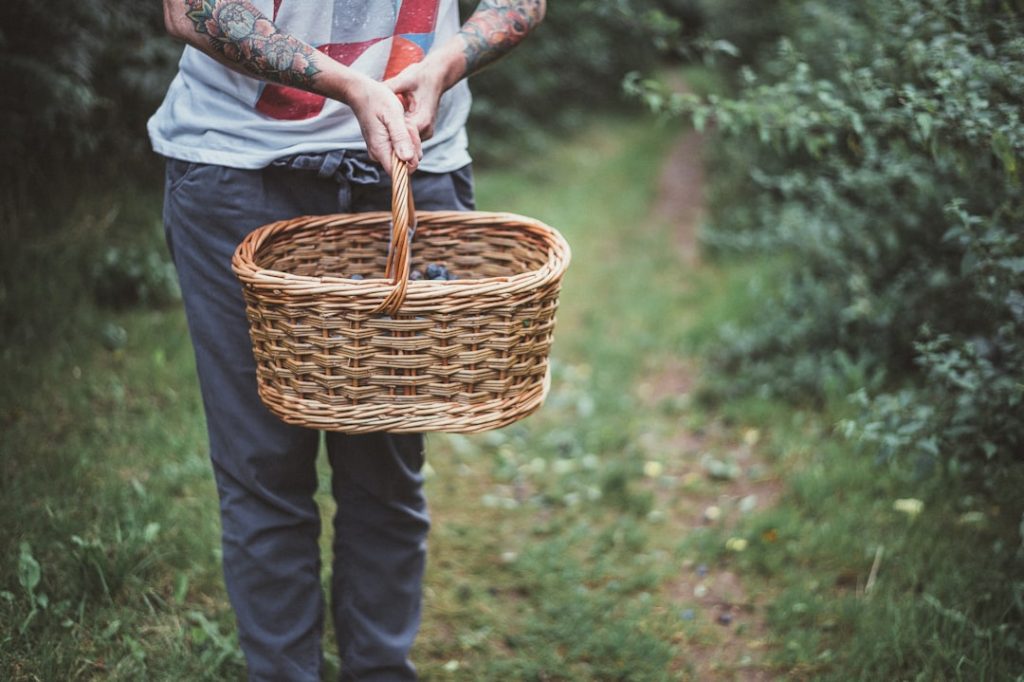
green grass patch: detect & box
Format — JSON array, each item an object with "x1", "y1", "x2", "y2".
[
  {"x1": 680, "y1": 257, "x2": 1024, "y2": 680},
  {"x1": 1, "y1": 181, "x2": 243, "y2": 679}
]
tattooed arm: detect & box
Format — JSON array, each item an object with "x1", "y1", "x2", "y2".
[
  {"x1": 387, "y1": 0, "x2": 545, "y2": 140},
  {"x1": 162, "y1": 0, "x2": 420, "y2": 173},
  {"x1": 458, "y1": 0, "x2": 546, "y2": 77}
]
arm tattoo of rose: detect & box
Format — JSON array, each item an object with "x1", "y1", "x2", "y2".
[
  {"x1": 183, "y1": 0, "x2": 320, "y2": 89},
  {"x1": 460, "y1": 0, "x2": 543, "y2": 75}
]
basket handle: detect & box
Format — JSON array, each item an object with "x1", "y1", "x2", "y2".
[{"x1": 374, "y1": 152, "x2": 416, "y2": 315}]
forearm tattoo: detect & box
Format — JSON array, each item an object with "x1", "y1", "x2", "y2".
[
  {"x1": 460, "y1": 0, "x2": 543, "y2": 75},
  {"x1": 183, "y1": 0, "x2": 320, "y2": 89}
]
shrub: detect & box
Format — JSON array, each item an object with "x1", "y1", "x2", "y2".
[
  {"x1": 0, "y1": 3, "x2": 180, "y2": 225},
  {"x1": 629, "y1": 3, "x2": 1024, "y2": 671},
  {"x1": 630, "y1": 0, "x2": 1023, "y2": 486},
  {"x1": 464, "y1": 0, "x2": 697, "y2": 163},
  {"x1": 91, "y1": 243, "x2": 180, "y2": 310}
]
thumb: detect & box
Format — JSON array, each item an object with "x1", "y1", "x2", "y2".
[{"x1": 385, "y1": 68, "x2": 417, "y2": 95}]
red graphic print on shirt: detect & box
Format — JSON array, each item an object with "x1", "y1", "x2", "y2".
[{"x1": 256, "y1": 0, "x2": 440, "y2": 120}]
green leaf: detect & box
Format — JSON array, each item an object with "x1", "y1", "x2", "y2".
[
  {"x1": 915, "y1": 112, "x2": 933, "y2": 140},
  {"x1": 17, "y1": 542, "x2": 41, "y2": 596},
  {"x1": 991, "y1": 132, "x2": 1018, "y2": 174},
  {"x1": 102, "y1": 619, "x2": 122, "y2": 639},
  {"x1": 143, "y1": 522, "x2": 161, "y2": 543},
  {"x1": 174, "y1": 572, "x2": 190, "y2": 606},
  {"x1": 997, "y1": 257, "x2": 1024, "y2": 274},
  {"x1": 695, "y1": 107, "x2": 714, "y2": 133},
  {"x1": 711, "y1": 39, "x2": 740, "y2": 57}
]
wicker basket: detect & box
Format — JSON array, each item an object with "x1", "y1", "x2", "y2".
[{"x1": 231, "y1": 157, "x2": 571, "y2": 433}]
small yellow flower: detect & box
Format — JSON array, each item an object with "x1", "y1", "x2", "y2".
[
  {"x1": 681, "y1": 472, "x2": 702, "y2": 487},
  {"x1": 725, "y1": 537, "x2": 748, "y2": 552},
  {"x1": 893, "y1": 498, "x2": 924, "y2": 518},
  {"x1": 643, "y1": 460, "x2": 664, "y2": 478}
]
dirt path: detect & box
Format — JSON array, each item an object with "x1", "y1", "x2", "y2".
[
  {"x1": 654, "y1": 129, "x2": 704, "y2": 266},
  {"x1": 640, "y1": 126, "x2": 779, "y2": 680}
]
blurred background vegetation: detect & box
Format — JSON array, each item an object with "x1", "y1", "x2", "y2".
[{"x1": 2, "y1": 0, "x2": 1022, "y2": 679}]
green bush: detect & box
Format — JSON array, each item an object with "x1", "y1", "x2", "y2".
[
  {"x1": 633, "y1": 0, "x2": 1023, "y2": 477},
  {"x1": 629, "y1": 2, "x2": 1024, "y2": 672},
  {"x1": 0, "y1": 3, "x2": 180, "y2": 198},
  {"x1": 91, "y1": 243, "x2": 180, "y2": 310},
  {"x1": 464, "y1": 0, "x2": 696, "y2": 163}
]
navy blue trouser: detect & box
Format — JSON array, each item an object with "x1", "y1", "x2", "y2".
[{"x1": 162, "y1": 151, "x2": 475, "y2": 681}]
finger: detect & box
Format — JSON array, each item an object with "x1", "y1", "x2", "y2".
[
  {"x1": 373, "y1": 145, "x2": 393, "y2": 176},
  {"x1": 416, "y1": 112, "x2": 435, "y2": 142},
  {"x1": 406, "y1": 119, "x2": 423, "y2": 160},
  {"x1": 383, "y1": 111, "x2": 418, "y2": 173},
  {"x1": 407, "y1": 125, "x2": 422, "y2": 171},
  {"x1": 385, "y1": 67, "x2": 418, "y2": 95},
  {"x1": 362, "y1": 122, "x2": 393, "y2": 175}
]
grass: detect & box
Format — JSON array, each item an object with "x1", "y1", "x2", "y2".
[
  {"x1": 1, "y1": 174, "x2": 239, "y2": 679},
  {"x1": 2, "y1": 110, "x2": 1022, "y2": 681},
  {"x1": 681, "y1": 267, "x2": 1024, "y2": 679}
]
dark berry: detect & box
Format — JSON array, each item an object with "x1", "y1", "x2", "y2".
[
  {"x1": 425, "y1": 263, "x2": 444, "y2": 279},
  {"x1": 717, "y1": 612, "x2": 734, "y2": 626},
  {"x1": 409, "y1": 269, "x2": 423, "y2": 281},
  {"x1": 349, "y1": 273, "x2": 364, "y2": 281}
]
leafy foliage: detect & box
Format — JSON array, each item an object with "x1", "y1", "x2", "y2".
[
  {"x1": 455, "y1": 2, "x2": 698, "y2": 161},
  {"x1": 92, "y1": 242, "x2": 180, "y2": 310},
  {"x1": 632, "y1": 0, "x2": 1024, "y2": 479},
  {"x1": 631, "y1": 5, "x2": 1024, "y2": 671},
  {"x1": 0, "y1": 3, "x2": 180, "y2": 196}
]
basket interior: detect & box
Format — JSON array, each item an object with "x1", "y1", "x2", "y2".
[{"x1": 255, "y1": 219, "x2": 552, "y2": 281}]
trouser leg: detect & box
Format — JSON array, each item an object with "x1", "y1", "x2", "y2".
[
  {"x1": 163, "y1": 160, "x2": 340, "y2": 681},
  {"x1": 327, "y1": 433, "x2": 429, "y2": 682},
  {"x1": 326, "y1": 164, "x2": 476, "y2": 682}
]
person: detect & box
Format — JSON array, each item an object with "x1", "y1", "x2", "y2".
[{"x1": 148, "y1": 1, "x2": 545, "y2": 679}]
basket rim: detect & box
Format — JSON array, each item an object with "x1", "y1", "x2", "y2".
[{"x1": 231, "y1": 209, "x2": 571, "y2": 302}]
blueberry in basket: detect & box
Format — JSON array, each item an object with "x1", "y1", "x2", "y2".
[{"x1": 418, "y1": 262, "x2": 460, "y2": 281}]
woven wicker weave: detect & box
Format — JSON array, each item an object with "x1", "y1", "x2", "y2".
[{"x1": 231, "y1": 157, "x2": 571, "y2": 433}]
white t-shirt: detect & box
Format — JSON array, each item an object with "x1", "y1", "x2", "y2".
[{"x1": 148, "y1": 0, "x2": 471, "y2": 173}]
